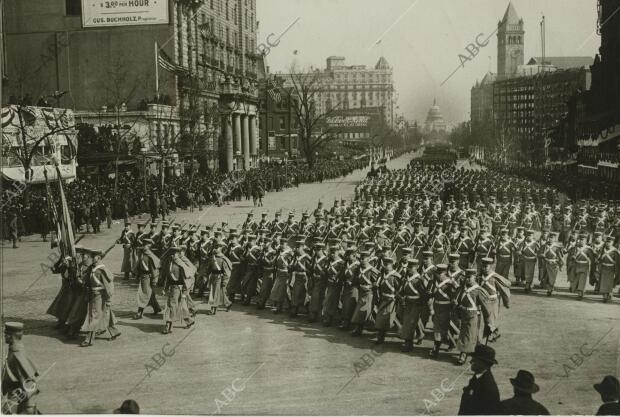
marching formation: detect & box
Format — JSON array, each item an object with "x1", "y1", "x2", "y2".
[{"x1": 45, "y1": 154, "x2": 620, "y2": 368}]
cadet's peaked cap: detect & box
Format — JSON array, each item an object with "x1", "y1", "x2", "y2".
[
  {"x1": 448, "y1": 253, "x2": 460, "y2": 261},
  {"x1": 4, "y1": 321, "x2": 24, "y2": 334},
  {"x1": 481, "y1": 257, "x2": 494, "y2": 265},
  {"x1": 422, "y1": 250, "x2": 433, "y2": 258},
  {"x1": 465, "y1": 268, "x2": 477, "y2": 276},
  {"x1": 436, "y1": 264, "x2": 448, "y2": 271},
  {"x1": 407, "y1": 258, "x2": 419, "y2": 265}
]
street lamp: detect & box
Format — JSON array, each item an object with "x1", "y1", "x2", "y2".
[{"x1": 284, "y1": 151, "x2": 289, "y2": 180}]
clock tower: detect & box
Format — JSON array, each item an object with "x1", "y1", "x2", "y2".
[{"x1": 497, "y1": 2, "x2": 524, "y2": 80}]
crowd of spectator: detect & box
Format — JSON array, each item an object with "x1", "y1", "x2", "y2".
[{"x1": 0, "y1": 158, "x2": 370, "y2": 240}]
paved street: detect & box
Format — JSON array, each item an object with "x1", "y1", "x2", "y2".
[{"x1": 1, "y1": 152, "x2": 618, "y2": 415}]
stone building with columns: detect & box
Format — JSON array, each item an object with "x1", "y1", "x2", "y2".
[{"x1": 3, "y1": 0, "x2": 260, "y2": 173}]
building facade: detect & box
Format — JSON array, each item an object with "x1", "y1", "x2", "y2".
[
  {"x1": 493, "y1": 68, "x2": 591, "y2": 161},
  {"x1": 496, "y1": 1, "x2": 524, "y2": 80},
  {"x1": 281, "y1": 56, "x2": 395, "y2": 129},
  {"x1": 3, "y1": 0, "x2": 261, "y2": 172}
]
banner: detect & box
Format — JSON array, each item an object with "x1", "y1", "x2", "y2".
[{"x1": 82, "y1": 0, "x2": 169, "y2": 28}]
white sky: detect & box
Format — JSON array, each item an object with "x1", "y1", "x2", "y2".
[{"x1": 256, "y1": 0, "x2": 599, "y2": 127}]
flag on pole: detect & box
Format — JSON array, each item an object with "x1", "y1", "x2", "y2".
[
  {"x1": 267, "y1": 80, "x2": 282, "y2": 103},
  {"x1": 55, "y1": 165, "x2": 76, "y2": 261},
  {"x1": 156, "y1": 43, "x2": 189, "y2": 76}
]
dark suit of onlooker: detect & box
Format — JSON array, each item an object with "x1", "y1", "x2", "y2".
[
  {"x1": 594, "y1": 376, "x2": 620, "y2": 416},
  {"x1": 458, "y1": 345, "x2": 500, "y2": 415},
  {"x1": 499, "y1": 370, "x2": 549, "y2": 415}
]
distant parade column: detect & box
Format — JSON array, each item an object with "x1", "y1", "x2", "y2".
[
  {"x1": 225, "y1": 114, "x2": 234, "y2": 172},
  {"x1": 242, "y1": 114, "x2": 250, "y2": 170},
  {"x1": 233, "y1": 113, "x2": 242, "y2": 169},
  {"x1": 249, "y1": 115, "x2": 257, "y2": 161}
]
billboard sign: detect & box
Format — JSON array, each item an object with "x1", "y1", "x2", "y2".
[
  {"x1": 325, "y1": 115, "x2": 371, "y2": 128},
  {"x1": 82, "y1": 0, "x2": 169, "y2": 28}
]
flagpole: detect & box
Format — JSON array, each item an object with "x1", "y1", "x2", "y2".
[{"x1": 155, "y1": 41, "x2": 160, "y2": 100}]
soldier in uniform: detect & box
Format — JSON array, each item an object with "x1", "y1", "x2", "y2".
[
  {"x1": 308, "y1": 242, "x2": 328, "y2": 323},
  {"x1": 543, "y1": 232, "x2": 564, "y2": 297},
  {"x1": 374, "y1": 257, "x2": 401, "y2": 344},
  {"x1": 568, "y1": 233, "x2": 596, "y2": 300},
  {"x1": 430, "y1": 263, "x2": 459, "y2": 358},
  {"x1": 133, "y1": 238, "x2": 162, "y2": 320},
  {"x1": 162, "y1": 247, "x2": 196, "y2": 334},
  {"x1": 117, "y1": 221, "x2": 135, "y2": 280},
  {"x1": 454, "y1": 269, "x2": 490, "y2": 365},
  {"x1": 2, "y1": 322, "x2": 39, "y2": 414},
  {"x1": 597, "y1": 235, "x2": 619, "y2": 303},
  {"x1": 225, "y1": 230, "x2": 244, "y2": 302},
  {"x1": 288, "y1": 238, "x2": 311, "y2": 317},
  {"x1": 240, "y1": 235, "x2": 260, "y2": 305},
  {"x1": 340, "y1": 247, "x2": 360, "y2": 330},
  {"x1": 479, "y1": 257, "x2": 510, "y2": 343},
  {"x1": 495, "y1": 229, "x2": 515, "y2": 279},
  {"x1": 206, "y1": 242, "x2": 233, "y2": 315},
  {"x1": 454, "y1": 225, "x2": 474, "y2": 270},
  {"x1": 521, "y1": 230, "x2": 539, "y2": 293},
  {"x1": 256, "y1": 237, "x2": 278, "y2": 310},
  {"x1": 399, "y1": 258, "x2": 429, "y2": 352},
  {"x1": 270, "y1": 238, "x2": 294, "y2": 313},
  {"x1": 80, "y1": 248, "x2": 121, "y2": 347},
  {"x1": 351, "y1": 251, "x2": 378, "y2": 336},
  {"x1": 322, "y1": 245, "x2": 345, "y2": 326}
]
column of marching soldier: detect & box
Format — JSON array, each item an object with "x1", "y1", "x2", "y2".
[{"x1": 45, "y1": 159, "x2": 620, "y2": 364}]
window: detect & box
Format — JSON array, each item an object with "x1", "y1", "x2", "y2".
[
  {"x1": 226, "y1": 0, "x2": 229, "y2": 20},
  {"x1": 279, "y1": 117, "x2": 286, "y2": 129},
  {"x1": 210, "y1": 0, "x2": 214, "y2": 9},
  {"x1": 66, "y1": 0, "x2": 81, "y2": 16}
]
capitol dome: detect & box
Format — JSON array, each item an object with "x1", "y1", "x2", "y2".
[{"x1": 424, "y1": 98, "x2": 447, "y2": 133}]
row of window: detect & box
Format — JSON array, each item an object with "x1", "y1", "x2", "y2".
[{"x1": 209, "y1": 0, "x2": 254, "y2": 29}]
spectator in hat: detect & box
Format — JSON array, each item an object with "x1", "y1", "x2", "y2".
[
  {"x1": 114, "y1": 399, "x2": 140, "y2": 414},
  {"x1": 593, "y1": 375, "x2": 620, "y2": 415},
  {"x1": 2, "y1": 322, "x2": 39, "y2": 414},
  {"x1": 499, "y1": 370, "x2": 550, "y2": 415},
  {"x1": 457, "y1": 345, "x2": 500, "y2": 415}
]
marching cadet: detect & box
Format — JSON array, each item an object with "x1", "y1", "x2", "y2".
[
  {"x1": 429, "y1": 263, "x2": 458, "y2": 357},
  {"x1": 521, "y1": 230, "x2": 539, "y2": 293},
  {"x1": 536, "y1": 230, "x2": 550, "y2": 288},
  {"x1": 206, "y1": 242, "x2": 233, "y2": 315},
  {"x1": 240, "y1": 234, "x2": 260, "y2": 305},
  {"x1": 270, "y1": 238, "x2": 293, "y2": 314},
  {"x1": 374, "y1": 256, "x2": 401, "y2": 345},
  {"x1": 495, "y1": 229, "x2": 515, "y2": 279},
  {"x1": 454, "y1": 269, "x2": 491, "y2": 365},
  {"x1": 162, "y1": 247, "x2": 196, "y2": 334},
  {"x1": 322, "y1": 245, "x2": 345, "y2": 326},
  {"x1": 543, "y1": 232, "x2": 564, "y2": 297},
  {"x1": 225, "y1": 230, "x2": 244, "y2": 302},
  {"x1": 270, "y1": 211, "x2": 283, "y2": 233},
  {"x1": 454, "y1": 225, "x2": 474, "y2": 270},
  {"x1": 479, "y1": 258, "x2": 511, "y2": 343},
  {"x1": 117, "y1": 221, "x2": 135, "y2": 280},
  {"x1": 340, "y1": 247, "x2": 360, "y2": 330},
  {"x1": 47, "y1": 249, "x2": 81, "y2": 331},
  {"x1": 410, "y1": 221, "x2": 426, "y2": 261},
  {"x1": 133, "y1": 238, "x2": 162, "y2": 320},
  {"x1": 256, "y1": 237, "x2": 278, "y2": 310},
  {"x1": 308, "y1": 242, "x2": 328, "y2": 323},
  {"x1": 430, "y1": 222, "x2": 449, "y2": 265},
  {"x1": 513, "y1": 226, "x2": 526, "y2": 286},
  {"x1": 351, "y1": 251, "x2": 378, "y2": 336},
  {"x1": 399, "y1": 258, "x2": 429, "y2": 352},
  {"x1": 282, "y1": 212, "x2": 299, "y2": 238},
  {"x1": 597, "y1": 236, "x2": 619, "y2": 303},
  {"x1": 195, "y1": 229, "x2": 211, "y2": 298},
  {"x1": 397, "y1": 247, "x2": 412, "y2": 277},
  {"x1": 568, "y1": 233, "x2": 596, "y2": 300},
  {"x1": 2, "y1": 322, "x2": 40, "y2": 414},
  {"x1": 288, "y1": 238, "x2": 311, "y2": 317},
  {"x1": 242, "y1": 212, "x2": 257, "y2": 233},
  {"x1": 80, "y1": 248, "x2": 121, "y2": 347},
  {"x1": 473, "y1": 225, "x2": 494, "y2": 273}
]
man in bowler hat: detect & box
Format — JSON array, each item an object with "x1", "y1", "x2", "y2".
[
  {"x1": 499, "y1": 370, "x2": 550, "y2": 415},
  {"x1": 458, "y1": 345, "x2": 500, "y2": 415},
  {"x1": 593, "y1": 375, "x2": 620, "y2": 415}
]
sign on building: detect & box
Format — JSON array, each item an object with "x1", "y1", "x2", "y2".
[
  {"x1": 325, "y1": 115, "x2": 371, "y2": 128},
  {"x1": 81, "y1": 0, "x2": 169, "y2": 28}
]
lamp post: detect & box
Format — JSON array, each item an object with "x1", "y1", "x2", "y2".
[{"x1": 284, "y1": 151, "x2": 289, "y2": 181}]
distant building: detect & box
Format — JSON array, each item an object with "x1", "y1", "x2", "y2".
[
  {"x1": 496, "y1": 1, "x2": 524, "y2": 80},
  {"x1": 470, "y1": 72, "x2": 496, "y2": 145},
  {"x1": 2, "y1": 0, "x2": 261, "y2": 172},
  {"x1": 281, "y1": 56, "x2": 395, "y2": 128},
  {"x1": 424, "y1": 99, "x2": 447, "y2": 133}
]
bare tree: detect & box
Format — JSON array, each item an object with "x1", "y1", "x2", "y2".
[{"x1": 286, "y1": 65, "x2": 342, "y2": 169}]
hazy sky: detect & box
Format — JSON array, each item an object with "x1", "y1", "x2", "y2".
[{"x1": 256, "y1": 0, "x2": 599, "y2": 126}]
